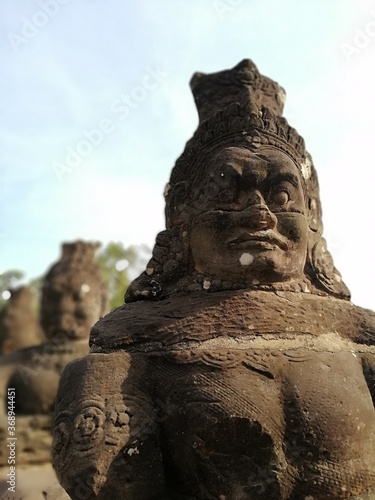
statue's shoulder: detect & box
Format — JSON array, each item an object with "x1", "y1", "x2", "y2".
[
  {"x1": 89, "y1": 290, "x2": 241, "y2": 351},
  {"x1": 304, "y1": 295, "x2": 375, "y2": 346},
  {"x1": 89, "y1": 291, "x2": 375, "y2": 352},
  {"x1": 89, "y1": 293, "x2": 201, "y2": 351},
  {"x1": 347, "y1": 301, "x2": 375, "y2": 346},
  {"x1": 89, "y1": 301, "x2": 144, "y2": 351}
]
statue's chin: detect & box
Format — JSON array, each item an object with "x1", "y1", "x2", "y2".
[{"x1": 194, "y1": 255, "x2": 305, "y2": 286}]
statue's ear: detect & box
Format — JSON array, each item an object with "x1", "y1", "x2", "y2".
[
  {"x1": 306, "y1": 236, "x2": 351, "y2": 300},
  {"x1": 165, "y1": 181, "x2": 189, "y2": 228},
  {"x1": 305, "y1": 193, "x2": 350, "y2": 299},
  {"x1": 307, "y1": 196, "x2": 322, "y2": 233},
  {"x1": 305, "y1": 194, "x2": 322, "y2": 272}
]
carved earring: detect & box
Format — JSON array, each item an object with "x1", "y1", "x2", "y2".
[{"x1": 309, "y1": 238, "x2": 350, "y2": 299}]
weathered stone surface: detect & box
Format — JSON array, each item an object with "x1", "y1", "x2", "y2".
[
  {"x1": 53, "y1": 60, "x2": 375, "y2": 499},
  {"x1": 0, "y1": 286, "x2": 43, "y2": 355}
]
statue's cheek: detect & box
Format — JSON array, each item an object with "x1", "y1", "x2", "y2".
[
  {"x1": 192, "y1": 211, "x2": 236, "y2": 234},
  {"x1": 276, "y1": 213, "x2": 309, "y2": 244}
]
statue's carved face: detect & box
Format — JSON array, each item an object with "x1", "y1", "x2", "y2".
[
  {"x1": 42, "y1": 281, "x2": 102, "y2": 339},
  {"x1": 189, "y1": 146, "x2": 309, "y2": 284}
]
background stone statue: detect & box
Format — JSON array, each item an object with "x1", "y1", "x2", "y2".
[
  {"x1": 40, "y1": 240, "x2": 108, "y2": 342},
  {"x1": 53, "y1": 61, "x2": 375, "y2": 499},
  {"x1": 0, "y1": 286, "x2": 43, "y2": 355},
  {"x1": 0, "y1": 240, "x2": 107, "y2": 500}
]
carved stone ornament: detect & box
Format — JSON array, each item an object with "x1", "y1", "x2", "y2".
[{"x1": 53, "y1": 60, "x2": 375, "y2": 499}]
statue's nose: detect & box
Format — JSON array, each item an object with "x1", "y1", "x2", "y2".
[
  {"x1": 246, "y1": 189, "x2": 267, "y2": 206},
  {"x1": 239, "y1": 190, "x2": 277, "y2": 230}
]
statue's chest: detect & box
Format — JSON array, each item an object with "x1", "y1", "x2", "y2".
[
  {"x1": 148, "y1": 349, "x2": 375, "y2": 498},
  {"x1": 151, "y1": 348, "x2": 373, "y2": 430}
]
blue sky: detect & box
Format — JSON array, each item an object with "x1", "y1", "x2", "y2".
[{"x1": 1, "y1": 0, "x2": 375, "y2": 308}]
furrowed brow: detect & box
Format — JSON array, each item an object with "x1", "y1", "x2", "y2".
[{"x1": 266, "y1": 171, "x2": 299, "y2": 187}]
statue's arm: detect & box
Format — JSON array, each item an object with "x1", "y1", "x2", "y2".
[{"x1": 53, "y1": 351, "x2": 168, "y2": 500}]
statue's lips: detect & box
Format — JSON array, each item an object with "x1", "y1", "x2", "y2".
[{"x1": 227, "y1": 230, "x2": 288, "y2": 250}]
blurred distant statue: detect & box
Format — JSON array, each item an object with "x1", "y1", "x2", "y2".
[
  {"x1": 53, "y1": 61, "x2": 375, "y2": 499},
  {"x1": 0, "y1": 240, "x2": 107, "y2": 500},
  {"x1": 0, "y1": 286, "x2": 43, "y2": 355},
  {"x1": 41, "y1": 240, "x2": 107, "y2": 342}
]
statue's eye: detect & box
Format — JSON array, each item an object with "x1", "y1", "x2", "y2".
[
  {"x1": 218, "y1": 188, "x2": 235, "y2": 203},
  {"x1": 273, "y1": 190, "x2": 289, "y2": 205}
]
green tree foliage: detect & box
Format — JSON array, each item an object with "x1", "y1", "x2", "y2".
[
  {"x1": 96, "y1": 242, "x2": 138, "y2": 311},
  {"x1": 0, "y1": 269, "x2": 24, "y2": 310}
]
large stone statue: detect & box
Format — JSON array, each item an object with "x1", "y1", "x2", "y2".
[
  {"x1": 0, "y1": 240, "x2": 107, "y2": 500},
  {"x1": 53, "y1": 61, "x2": 375, "y2": 499}
]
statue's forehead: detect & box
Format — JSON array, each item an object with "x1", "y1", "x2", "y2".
[{"x1": 203, "y1": 146, "x2": 301, "y2": 179}]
